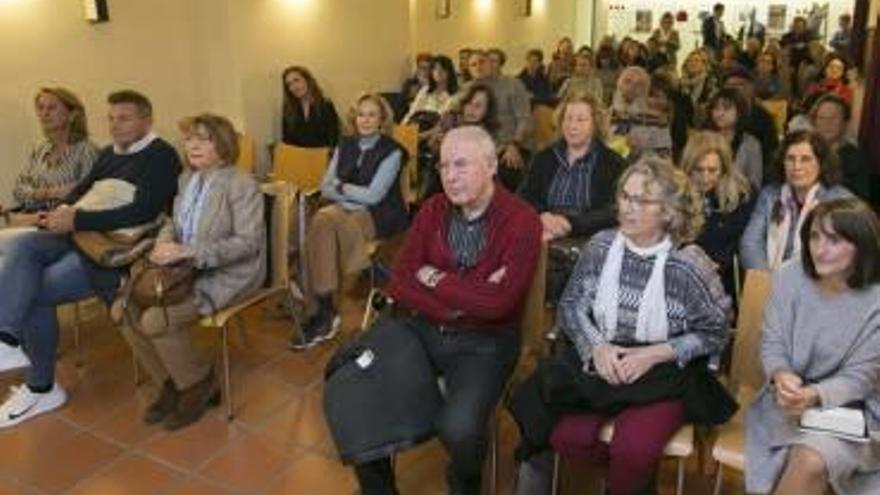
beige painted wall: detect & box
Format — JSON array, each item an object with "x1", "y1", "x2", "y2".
[
  {"x1": 0, "y1": 0, "x2": 413, "y2": 203},
  {"x1": 227, "y1": 0, "x2": 412, "y2": 172},
  {"x1": 0, "y1": 0, "x2": 214, "y2": 204},
  {"x1": 410, "y1": 0, "x2": 577, "y2": 75}
]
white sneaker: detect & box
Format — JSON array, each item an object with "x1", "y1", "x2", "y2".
[
  {"x1": 0, "y1": 342, "x2": 29, "y2": 373},
  {"x1": 0, "y1": 383, "x2": 67, "y2": 428}
]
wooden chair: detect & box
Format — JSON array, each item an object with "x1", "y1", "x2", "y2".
[
  {"x1": 236, "y1": 133, "x2": 256, "y2": 174},
  {"x1": 711, "y1": 270, "x2": 773, "y2": 494},
  {"x1": 759, "y1": 99, "x2": 788, "y2": 137},
  {"x1": 198, "y1": 181, "x2": 301, "y2": 420},
  {"x1": 392, "y1": 124, "x2": 419, "y2": 205},
  {"x1": 489, "y1": 241, "x2": 548, "y2": 494},
  {"x1": 532, "y1": 104, "x2": 557, "y2": 150},
  {"x1": 272, "y1": 143, "x2": 330, "y2": 193}
]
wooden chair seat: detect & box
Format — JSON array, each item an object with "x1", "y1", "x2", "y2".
[{"x1": 598, "y1": 422, "x2": 695, "y2": 458}]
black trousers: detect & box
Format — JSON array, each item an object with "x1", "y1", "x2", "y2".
[{"x1": 354, "y1": 317, "x2": 521, "y2": 495}]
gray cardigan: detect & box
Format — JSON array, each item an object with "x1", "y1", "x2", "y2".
[
  {"x1": 158, "y1": 167, "x2": 266, "y2": 314},
  {"x1": 739, "y1": 184, "x2": 853, "y2": 270},
  {"x1": 745, "y1": 262, "x2": 880, "y2": 494}
]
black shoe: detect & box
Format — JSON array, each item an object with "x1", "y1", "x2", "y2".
[
  {"x1": 143, "y1": 380, "x2": 178, "y2": 425},
  {"x1": 288, "y1": 311, "x2": 341, "y2": 351}
]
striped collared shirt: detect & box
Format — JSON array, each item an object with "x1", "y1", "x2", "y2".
[
  {"x1": 546, "y1": 142, "x2": 598, "y2": 214},
  {"x1": 447, "y1": 207, "x2": 488, "y2": 271}
]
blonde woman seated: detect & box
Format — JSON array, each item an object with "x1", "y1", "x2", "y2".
[
  {"x1": 681, "y1": 131, "x2": 753, "y2": 299},
  {"x1": 2, "y1": 88, "x2": 98, "y2": 227},
  {"x1": 120, "y1": 114, "x2": 265, "y2": 431},
  {"x1": 746, "y1": 198, "x2": 880, "y2": 495},
  {"x1": 291, "y1": 93, "x2": 408, "y2": 350}
]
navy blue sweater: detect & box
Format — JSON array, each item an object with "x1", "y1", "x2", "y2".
[{"x1": 65, "y1": 138, "x2": 181, "y2": 231}]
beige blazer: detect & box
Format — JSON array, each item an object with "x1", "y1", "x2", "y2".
[{"x1": 158, "y1": 166, "x2": 266, "y2": 314}]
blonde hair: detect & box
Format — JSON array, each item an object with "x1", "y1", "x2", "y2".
[
  {"x1": 346, "y1": 93, "x2": 395, "y2": 136},
  {"x1": 35, "y1": 87, "x2": 89, "y2": 143},
  {"x1": 680, "y1": 131, "x2": 751, "y2": 213},
  {"x1": 617, "y1": 156, "x2": 704, "y2": 244},
  {"x1": 554, "y1": 91, "x2": 608, "y2": 143}
]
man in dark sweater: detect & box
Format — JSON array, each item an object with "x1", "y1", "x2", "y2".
[
  {"x1": 347, "y1": 126, "x2": 542, "y2": 494},
  {"x1": 0, "y1": 90, "x2": 180, "y2": 428}
]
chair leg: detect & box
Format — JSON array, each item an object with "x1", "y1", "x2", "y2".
[
  {"x1": 360, "y1": 289, "x2": 379, "y2": 332},
  {"x1": 132, "y1": 352, "x2": 142, "y2": 386},
  {"x1": 551, "y1": 452, "x2": 561, "y2": 495},
  {"x1": 73, "y1": 302, "x2": 83, "y2": 368},
  {"x1": 489, "y1": 419, "x2": 499, "y2": 495},
  {"x1": 286, "y1": 286, "x2": 306, "y2": 346},
  {"x1": 221, "y1": 324, "x2": 233, "y2": 420},
  {"x1": 675, "y1": 458, "x2": 686, "y2": 495},
  {"x1": 235, "y1": 314, "x2": 249, "y2": 347},
  {"x1": 713, "y1": 463, "x2": 723, "y2": 495}
]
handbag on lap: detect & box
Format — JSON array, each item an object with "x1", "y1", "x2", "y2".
[{"x1": 70, "y1": 179, "x2": 164, "y2": 267}]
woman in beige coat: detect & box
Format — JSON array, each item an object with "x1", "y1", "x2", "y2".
[{"x1": 121, "y1": 113, "x2": 265, "y2": 431}]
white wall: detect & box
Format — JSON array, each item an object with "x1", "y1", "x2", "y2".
[
  {"x1": 410, "y1": 0, "x2": 577, "y2": 74},
  {"x1": 600, "y1": 0, "x2": 856, "y2": 58}
]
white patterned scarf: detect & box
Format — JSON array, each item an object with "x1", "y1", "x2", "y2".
[
  {"x1": 766, "y1": 183, "x2": 820, "y2": 270},
  {"x1": 592, "y1": 231, "x2": 673, "y2": 343}
]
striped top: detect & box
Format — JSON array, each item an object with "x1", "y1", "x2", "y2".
[
  {"x1": 558, "y1": 229, "x2": 731, "y2": 366},
  {"x1": 13, "y1": 139, "x2": 99, "y2": 211},
  {"x1": 447, "y1": 207, "x2": 488, "y2": 270},
  {"x1": 546, "y1": 142, "x2": 598, "y2": 214}
]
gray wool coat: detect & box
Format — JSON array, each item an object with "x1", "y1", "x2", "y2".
[{"x1": 745, "y1": 262, "x2": 880, "y2": 494}]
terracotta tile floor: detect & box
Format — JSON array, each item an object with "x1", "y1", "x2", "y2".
[{"x1": 0, "y1": 298, "x2": 747, "y2": 494}]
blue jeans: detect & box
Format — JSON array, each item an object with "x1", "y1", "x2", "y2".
[{"x1": 0, "y1": 230, "x2": 97, "y2": 388}]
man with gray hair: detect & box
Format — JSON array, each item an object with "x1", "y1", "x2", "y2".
[{"x1": 342, "y1": 126, "x2": 542, "y2": 494}]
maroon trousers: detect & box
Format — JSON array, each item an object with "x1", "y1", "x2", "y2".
[{"x1": 549, "y1": 399, "x2": 686, "y2": 495}]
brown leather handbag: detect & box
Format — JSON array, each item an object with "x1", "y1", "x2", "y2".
[{"x1": 126, "y1": 259, "x2": 196, "y2": 309}]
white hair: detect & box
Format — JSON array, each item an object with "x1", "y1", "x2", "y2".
[{"x1": 441, "y1": 125, "x2": 498, "y2": 165}]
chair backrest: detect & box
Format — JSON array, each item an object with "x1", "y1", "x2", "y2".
[
  {"x1": 532, "y1": 104, "x2": 557, "y2": 150},
  {"x1": 520, "y1": 242, "x2": 549, "y2": 362},
  {"x1": 759, "y1": 99, "x2": 788, "y2": 137},
  {"x1": 392, "y1": 124, "x2": 418, "y2": 204},
  {"x1": 261, "y1": 181, "x2": 295, "y2": 289},
  {"x1": 237, "y1": 134, "x2": 256, "y2": 174},
  {"x1": 272, "y1": 144, "x2": 330, "y2": 192},
  {"x1": 730, "y1": 269, "x2": 773, "y2": 396}
]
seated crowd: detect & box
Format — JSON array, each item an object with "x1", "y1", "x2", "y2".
[{"x1": 0, "y1": 8, "x2": 877, "y2": 494}]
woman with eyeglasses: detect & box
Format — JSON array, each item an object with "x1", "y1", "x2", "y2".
[
  {"x1": 513, "y1": 157, "x2": 732, "y2": 495},
  {"x1": 740, "y1": 130, "x2": 853, "y2": 271}
]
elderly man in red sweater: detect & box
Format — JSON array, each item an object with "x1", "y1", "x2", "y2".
[{"x1": 352, "y1": 126, "x2": 542, "y2": 494}]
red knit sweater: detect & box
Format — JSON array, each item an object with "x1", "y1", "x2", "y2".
[{"x1": 387, "y1": 187, "x2": 542, "y2": 332}]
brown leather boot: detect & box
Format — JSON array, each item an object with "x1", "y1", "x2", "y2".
[
  {"x1": 162, "y1": 370, "x2": 220, "y2": 431},
  {"x1": 143, "y1": 379, "x2": 178, "y2": 425}
]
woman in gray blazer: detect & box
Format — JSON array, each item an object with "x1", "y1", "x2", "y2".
[
  {"x1": 120, "y1": 114, "x2": 265, "y2": 431},
  {"x1": 740, "y1": 130, "x2": 852, "y2": 271}
]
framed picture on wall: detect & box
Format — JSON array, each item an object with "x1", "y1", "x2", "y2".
[
  {"x1": 768, "y1": 5, "x2": 787, "y2": 31},
  {"x1": 635, "y1": 10, "x2": 652, "y2": 33},
  {"x1": 436, "y1": 0, "x2": 451, "y2": 19}
]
